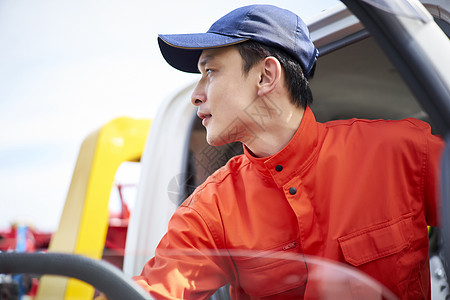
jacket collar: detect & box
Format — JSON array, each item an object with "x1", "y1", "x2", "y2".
[{"x1": 243, "y1": 106, "x2": 323, "y2": 188}]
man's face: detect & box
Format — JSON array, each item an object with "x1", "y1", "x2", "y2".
[{"x1": 191, "y1": 46, "x2": 261, "y2": 146}]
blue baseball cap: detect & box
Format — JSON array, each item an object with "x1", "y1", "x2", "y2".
[{"x1": 158, "y1": 5, "x2": 319, "y2": 78}]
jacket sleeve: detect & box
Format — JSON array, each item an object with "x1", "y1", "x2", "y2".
[
  {"x1": 424, "y1": 130, "x2": 444, "y2": 227},
  {"x1": 132, "y1": 205, "x2": 234, "y2": 299}
]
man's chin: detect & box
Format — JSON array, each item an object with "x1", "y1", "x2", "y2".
[{"x1": 206, "y1": 135, "x2": 229, "y2": 147}]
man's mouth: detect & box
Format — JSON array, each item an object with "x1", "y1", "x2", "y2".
[
  {"x1": 198, "y1": 111, "x2": 212, "y2": 126},
  {"x1": 197, "y1": 111, "x2": 212, "y2": 120}
]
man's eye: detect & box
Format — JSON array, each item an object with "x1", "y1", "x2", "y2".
[{"x1": 206, "y1": 69, "x2": 212, "y2": 75}]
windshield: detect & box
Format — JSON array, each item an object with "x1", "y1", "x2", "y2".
[{"x1": 3, "y1": 0, "x2": 449, "y2": 299}]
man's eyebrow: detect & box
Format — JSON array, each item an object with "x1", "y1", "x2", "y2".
[{"x1": 198, "y1": 55, "x2": 213, "y2": 69}]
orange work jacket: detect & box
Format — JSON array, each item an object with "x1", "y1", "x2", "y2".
[{"x1": 134, "y1": 107, "x2": 443, "y2": 299}]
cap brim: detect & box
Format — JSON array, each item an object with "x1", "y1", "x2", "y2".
[{"x1": 158, "y1": 33, "x2": 248, "y2": 73}]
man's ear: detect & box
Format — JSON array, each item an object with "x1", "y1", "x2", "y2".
[{"x1": 258, "y1": 56, "x2": 282, "y2": 97}]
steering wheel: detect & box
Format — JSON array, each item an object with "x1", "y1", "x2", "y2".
[{"x1": 0, "y1": 252, "x2": 152, "y2": 300}]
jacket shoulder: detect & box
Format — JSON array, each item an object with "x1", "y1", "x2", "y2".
[
  {"x1": 324, "y1": 117, "x2": 434, "y2": 141},
  {"x1": 181, "y1": 154, "x2": 249, "y2": 207}
]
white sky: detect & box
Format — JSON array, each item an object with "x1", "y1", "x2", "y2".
[{"x1": 0, "y1": 0, "x2": 339, "y2": 231}]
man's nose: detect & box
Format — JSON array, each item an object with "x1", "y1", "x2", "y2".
[{"x1": 191, "y1": 81, "x2": 206, "y2": 106}]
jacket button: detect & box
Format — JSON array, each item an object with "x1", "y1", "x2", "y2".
[
  {"x1": 289, "y1": 187, "x2": 297, "y2": 195},
  {"x1": 275, "y1": 165, "x2": 283, "y2": 172}
]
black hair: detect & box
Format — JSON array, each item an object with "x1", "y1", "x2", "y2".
[{"x1": 235, "y1": 40, "x2": 314, "y2": 108}]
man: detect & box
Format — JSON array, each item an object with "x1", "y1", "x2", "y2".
[{"x1": 134, "y1": 5, "x2": 443, "y2": 299}]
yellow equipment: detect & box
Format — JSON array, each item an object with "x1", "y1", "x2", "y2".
[{"x1": 36, "y1": 117, "x2": 151, "y2": 300}]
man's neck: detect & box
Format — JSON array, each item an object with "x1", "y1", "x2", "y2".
[{"x1": 245, "y1": 106, "x2": 305, "y2": 158}]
